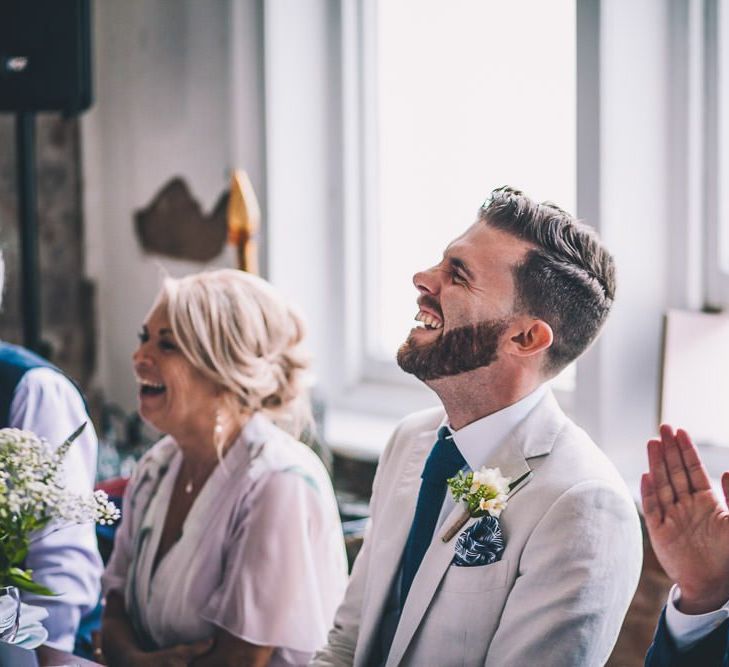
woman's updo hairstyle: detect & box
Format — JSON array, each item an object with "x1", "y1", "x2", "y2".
[{"x1": 157, "y1": 269, "x2": 313, "y2": 438}]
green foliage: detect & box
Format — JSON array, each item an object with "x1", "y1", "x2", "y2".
[
  {"x1": 6, "y1": 567, "x2": 56, "y2": 596},
  {"x1": 447, "y1": 470, "x2": 496, "y2": 518}
]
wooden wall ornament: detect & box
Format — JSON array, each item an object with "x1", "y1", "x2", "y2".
[
  {"x1": 134, "y1": 177, "x2": 228, "y2": 262},
  {"x1": 227, "y1": 169, "x2": 260, "y2": 274}
]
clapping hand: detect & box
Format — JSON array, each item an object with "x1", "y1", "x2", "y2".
[{"x1": 641, "y1": 424, "x2": 729, "y2": 614}]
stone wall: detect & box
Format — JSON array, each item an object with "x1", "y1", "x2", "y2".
[{"x1": 0, "y1": 114, "x2": 94, "y2": 387}]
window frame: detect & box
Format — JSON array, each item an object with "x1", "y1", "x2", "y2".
[{"x1": 704, "y1": 0, "x2": 729, "y2": 308}]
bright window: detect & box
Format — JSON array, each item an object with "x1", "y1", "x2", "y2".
[{"x1": 361, "y1": 0, "x2": 577, "y2": 371}]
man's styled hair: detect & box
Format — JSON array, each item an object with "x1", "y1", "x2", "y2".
[{"x1": 479, "y1": 186, "x2": 616, "y2": 373}]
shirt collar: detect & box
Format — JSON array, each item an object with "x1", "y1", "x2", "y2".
[{"x1": 444, "y1": 384, "x2": 548, "y2": 472}]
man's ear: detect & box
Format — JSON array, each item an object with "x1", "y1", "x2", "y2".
[{"x1": 508, "y1": 319, "x2": 553, "y2": 358}]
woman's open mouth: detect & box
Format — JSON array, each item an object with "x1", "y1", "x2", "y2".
[{"x1": 136, "y1": 376, "x2": 166, "y2": 397}]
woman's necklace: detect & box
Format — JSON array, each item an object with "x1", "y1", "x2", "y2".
[
  {"x1": 181, "y1": 418, "x2": 231, "y2": 495},
  {"x1": 181, "y1": 459, "x2": 216, "y2": 495}
]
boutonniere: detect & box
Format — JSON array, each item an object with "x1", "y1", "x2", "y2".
[
  {"x1": 441, "y1": 467, "x2": 531, "y2": 543},
  {"x1": 447, "y1": 466, "x2": 511, "y2": 518}
]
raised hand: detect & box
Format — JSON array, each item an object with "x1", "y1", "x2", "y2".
[{"x1": 641, "y1": 424, "x2": 729, "y2": 614}]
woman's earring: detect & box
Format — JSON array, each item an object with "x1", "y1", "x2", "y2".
[{"x1": 214, "y1": 409, "x2": 224, "y2": 454}]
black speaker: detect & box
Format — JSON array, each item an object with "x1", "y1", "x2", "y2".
[{"x1": 0, "y1": 0, "x2": 92, "y2": 114}]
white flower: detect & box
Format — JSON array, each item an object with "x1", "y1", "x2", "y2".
[
  {"x1": 448, "y1": 465, "x2": 515, "y2": 519},
  {"x1": 94, "y1": 490, "x2": 121, "y2": 525},
  {"x1": 472, "y1": 467, "x2": 510, "y2": 495},
  {"x1": 0, "y1": 427, "x2": 119, "y2": 536},
  {"x1": 479, "y1": 493, "x2": 508, "y2": 518}
]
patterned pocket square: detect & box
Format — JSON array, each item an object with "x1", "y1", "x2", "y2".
[{"x1": 452, "y1": 514, "x2": 505, "y2": 567}]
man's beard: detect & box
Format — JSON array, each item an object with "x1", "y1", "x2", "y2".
[{"x1": 396, "y1": 318, "x2": 509, "y2": 381}]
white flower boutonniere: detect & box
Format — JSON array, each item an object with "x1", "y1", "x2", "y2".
[
  {"x1": 441, "y1": 467, "x2": 532, "y2": 543},
  {"x1": 447, "y1": 466, "x2": 511, "y2": 519}
]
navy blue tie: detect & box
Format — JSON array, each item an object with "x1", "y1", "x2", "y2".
[{"x1": 400, "y1": 426, "x2": 467, "y2": 603}]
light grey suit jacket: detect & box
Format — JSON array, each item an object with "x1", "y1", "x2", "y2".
[{"x1": 312, "y1": 391, "x2": 642, "y2": 667}]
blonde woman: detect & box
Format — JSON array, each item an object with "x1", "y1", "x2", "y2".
[{"x1": 101, "y1": 270, "x2": 348, "y2": 667}]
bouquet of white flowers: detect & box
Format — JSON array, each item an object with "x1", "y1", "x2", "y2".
[{"x1": 0, "y1": 424, "x2": 119, "y2": 595}]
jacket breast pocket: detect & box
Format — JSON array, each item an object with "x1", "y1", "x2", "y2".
[{"x1": 438, "y1": 558, "x2": 510, "y2": 594}]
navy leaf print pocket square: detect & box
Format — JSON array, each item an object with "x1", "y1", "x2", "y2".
[{"x1": 452, "y1": 514, "x2": 505, "y2": 567}]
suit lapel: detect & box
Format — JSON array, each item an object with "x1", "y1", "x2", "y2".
[
  {"x1": 385, "y1": 390, "x2": 566, "y2": 666},
  {"x1": 354, "y1": 428, "x2": 437, "y2": 666}
]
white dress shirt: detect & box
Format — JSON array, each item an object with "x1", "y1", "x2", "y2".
[
  {"x1": 435, "y1": 384, "x2": 548, "y2": 530},
  {"x1": 665, "y1": 584, "x2": 729, "y2": 651},
  {"x1": 8, "y1": 367, "x2": 102, "y2": 652}
]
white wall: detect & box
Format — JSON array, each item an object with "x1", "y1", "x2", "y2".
[
  {"x1": 82, "y1": 0, "x2": 265, "y2": 412},
  {"x1": 263, "y1": 0, "x2": 345, "y2": 407},
  {"x1": 594, "y1": 0, "x2": 671, "y2": 484},
  {"x1": 575, "y1": 0, "x2": 707, "y2": 488}
]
